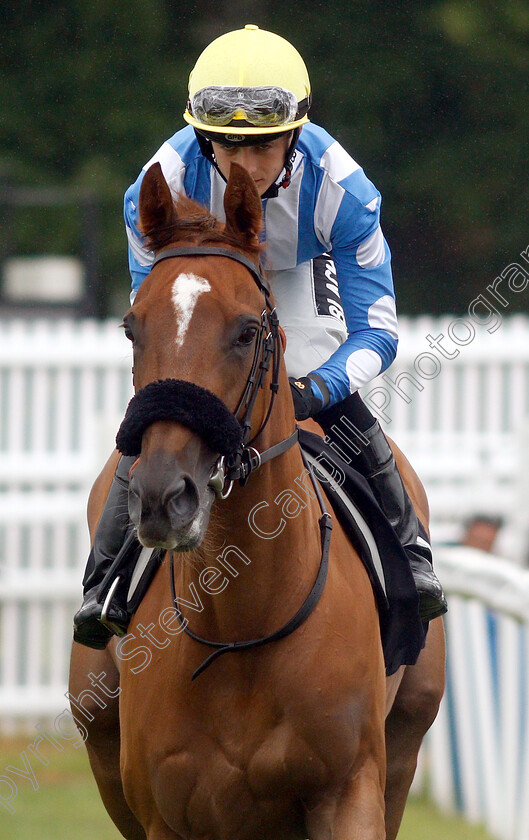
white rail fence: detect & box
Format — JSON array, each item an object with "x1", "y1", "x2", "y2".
[
  {"x1": 0, "y1": 319, "x2": 132, "y2": 718},
  {"x1": 417, "y1": 548, "x2": 529, "y2": 840},
  {"x1": 1, "y1": 316, "x2": 529, "y2": 838},
  {"x1": 369, "y1": 313, "x2": 529, "y2": 556}
]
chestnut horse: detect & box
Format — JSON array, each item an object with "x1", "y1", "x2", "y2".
[{"x1": 69, "y1": 162, "x2": 445, "y2": 840}]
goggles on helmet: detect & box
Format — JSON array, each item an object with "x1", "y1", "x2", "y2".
[{"x1": 189, "y1": 85, "x2": 304, "y2": 128}]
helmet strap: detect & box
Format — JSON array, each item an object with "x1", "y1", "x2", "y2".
[
  {"x1": 259, "y1": 127, "x2": 301, "y2": 199},
  {"x1": 194, "y1": 128, "x2": 217, "y2": 167}
]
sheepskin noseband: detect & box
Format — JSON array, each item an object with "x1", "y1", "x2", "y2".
[{"x1": 116, "y1": 379, "x2": 243, "y2": 457}]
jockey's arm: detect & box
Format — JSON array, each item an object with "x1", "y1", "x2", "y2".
[
  {"x1": 124, "y1": 170, "x2": 153, "y2": 300},
  {"x1": 308, "y1": 190, "x2": 398, "y2": 408}
]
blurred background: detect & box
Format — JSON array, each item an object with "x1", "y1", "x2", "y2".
[
  {"x1": 1, "y1": 2, "x2": 529, "y2": 839},
  {"x1": 1, "y1": 0, "x2": 528, "y2": 316}
]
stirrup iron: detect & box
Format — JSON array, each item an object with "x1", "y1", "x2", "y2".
[{"x1": 100, "y1": 577, "x2": 127, "y2": 637}]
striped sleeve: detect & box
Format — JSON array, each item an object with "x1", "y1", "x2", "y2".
[
  {"x1": 308, "y1": 133, "x2": 398, "y2": 403},
  {"x1": 124, "y1": 138, "x2": 189, "y2": 294}
]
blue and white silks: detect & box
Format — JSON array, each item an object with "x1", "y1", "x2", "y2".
[{"x1": 124, "y1": 123, "x2": 398, "y2": 408}]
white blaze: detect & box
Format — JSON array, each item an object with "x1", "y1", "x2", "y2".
[{"x1": 171, "y1": 273, "x2": 211, "y2": 348}]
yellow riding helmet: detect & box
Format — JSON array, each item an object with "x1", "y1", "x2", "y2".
[{"x1": 184, "y1": 24, "x2": 311, "y2": 136}]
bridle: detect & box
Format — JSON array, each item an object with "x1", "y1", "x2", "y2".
[
  {"x1": 149, "y1": 245, "x2": 298, "y2": 498},
  {"x1": 116, "y1": 244, "x2": 332, "y2": 680}
]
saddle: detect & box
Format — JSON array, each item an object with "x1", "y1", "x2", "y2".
[{"x1": 298, "y1": 429, "x2": 427, "y2": 675}]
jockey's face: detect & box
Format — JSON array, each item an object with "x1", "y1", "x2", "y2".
[{"x1": 211, "y1": 133, "x2": 293, "y2": 197}]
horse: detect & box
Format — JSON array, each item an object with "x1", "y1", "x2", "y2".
[{"x1": 69, "y1": 160, "x2": 445, "y2": 840}]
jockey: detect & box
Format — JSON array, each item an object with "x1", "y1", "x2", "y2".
[{"x1": 74, "y1": 24, "x2": 446, "y2": 648}]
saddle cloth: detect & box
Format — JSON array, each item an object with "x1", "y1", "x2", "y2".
[{"x1": 298, "y1": 429, "x2": 427, "y2": 675}]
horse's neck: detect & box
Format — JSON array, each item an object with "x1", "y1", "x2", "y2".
[{"x1": 176, "y1": 426, "x2": 322, "y2": 640}]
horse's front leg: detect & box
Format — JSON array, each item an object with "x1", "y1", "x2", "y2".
[
  {"x1": 305, "y1": 755, "x2": 386, "y2": 840},
  {"x1": 69, "y1": 641, "x2": 146, "y2": 840}
]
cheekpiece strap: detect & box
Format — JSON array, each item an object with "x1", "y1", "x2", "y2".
[{"x1": 225, "y1": 428, "x2": 299, "y2": 485}]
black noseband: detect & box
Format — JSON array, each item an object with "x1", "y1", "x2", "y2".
[{"x1": 116, "y1": 379, "x2": 243, "y2": 457}]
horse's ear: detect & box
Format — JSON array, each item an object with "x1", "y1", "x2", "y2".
[
  {"x1": 139, "y1": 162, "x2": 176, "y2": 247},
  {"x1": 224, "y1": 162, "x2": 262, "y2": 248}
]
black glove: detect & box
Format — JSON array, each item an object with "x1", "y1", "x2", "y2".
[{"x1": 288, "y1": 376, "x2": 323, "y2": 420}]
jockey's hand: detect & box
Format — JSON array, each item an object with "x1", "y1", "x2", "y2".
[{"x1": 288, "y1": 377, "x2": 323, "y2": 420}]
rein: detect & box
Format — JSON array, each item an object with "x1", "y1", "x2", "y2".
[
  {"x1": 170, "y1": 448, "x2": 332, "y2": 681},
  {"x1": 124, "y1": 244, "x2": 333, "y2": 679}
]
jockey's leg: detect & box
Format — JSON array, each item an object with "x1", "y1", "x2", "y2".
[
  {"x1": 73, "y1": 454, "x2": 141, "y2": 648},
  {"x1": 317, "y1": 390, "x2": 447, "y2": 621},
  {"x1": 270, "y1": 253, "x2": 446, "y2": 622}
]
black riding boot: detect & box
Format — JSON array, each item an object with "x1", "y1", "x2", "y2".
[
  {"x1": 73, "y1": 455, "x2": 142, "y2": 649},
  {"x1": 318, "y1": 393, "x2": 447, "y2": 622}
]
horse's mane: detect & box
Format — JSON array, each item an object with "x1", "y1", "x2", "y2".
[{"x1": 141, "y1": 192, "x2": 263, "y2": 259}]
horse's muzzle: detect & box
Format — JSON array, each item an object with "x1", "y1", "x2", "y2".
[{"x1": 128, "y1": 457, "x2": 201, "y2": 549}]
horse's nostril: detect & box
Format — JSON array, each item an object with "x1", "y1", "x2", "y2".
[
  {"x1": 165, "y1": 477, "x2": 200, "y2": 528},
  {"x1": 165, "y1": 476, "x2": 186, "y2": 503},
  {"x1": 128, "y1": 463, "x2": 203, "y2": 547}
]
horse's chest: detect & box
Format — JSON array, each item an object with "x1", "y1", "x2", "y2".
[{"x1": 145, "y1": 716, "x2": 336, "y2": 839}]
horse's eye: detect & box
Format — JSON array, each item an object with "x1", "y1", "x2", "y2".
[{"x1": 236, "y1": 326, "x2": 258, "y2": 346}]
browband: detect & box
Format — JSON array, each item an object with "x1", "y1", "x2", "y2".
[{"x1": 152, "y1": 246, "x2": 271, "y2": 298}]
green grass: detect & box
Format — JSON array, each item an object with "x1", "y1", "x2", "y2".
[
  {"x1": 400, "y1": 797, "x2": 494, "y2": 840},
  {"x1": 0, "y1": 737, "x2": 121, "y2": 840},
  {"x1": 0, "y1": 737, "x2": 493, "y2": 839}
]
